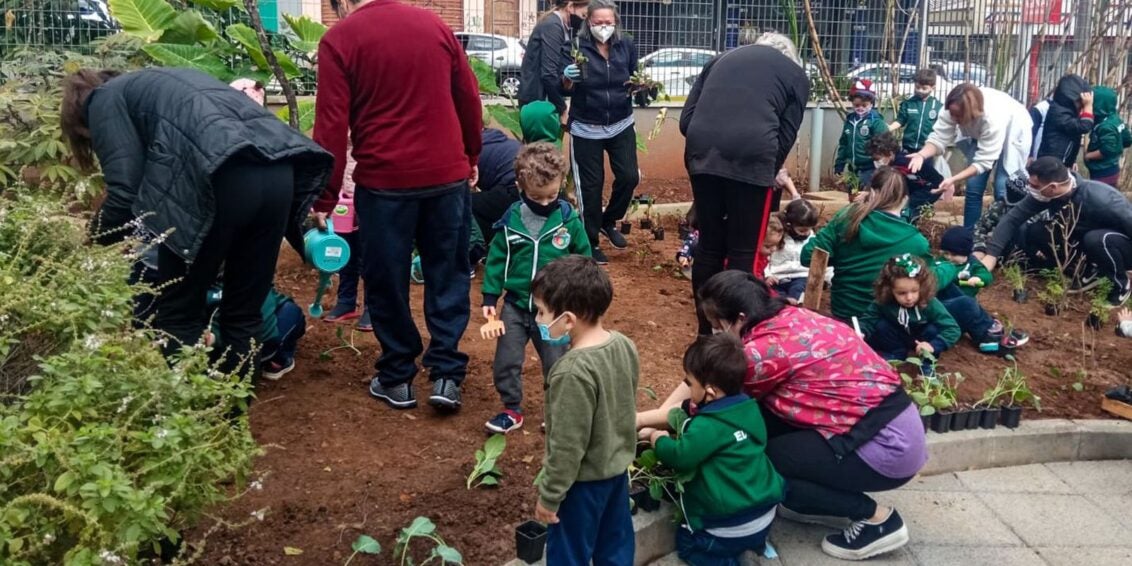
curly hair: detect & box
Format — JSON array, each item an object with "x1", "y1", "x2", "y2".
[
  {"x1": 764, "y1": 213, "x2": 786, "y2": 251},
  {"x1": 514, "y1": 142, "x2": 568, "y2": 193},
  {"x1": 873, "y1": 255, "x2": 937, "y2": 307},
  {"x1": 866, "y1": 132, "x2": 902, "y2": 158}
]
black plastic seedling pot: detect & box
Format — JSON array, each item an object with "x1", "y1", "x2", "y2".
[
  {"x1": 630, "y1": 484, "x2": 660, "y2": 512},
  {"x1": 620, "y1": 221, "x2": 632, "y2": 235},
  {"x1": 930, "y1": 412, "x2": 952, "y2": 433},
  {"x1": 1001, "y1": 405, "x2": 1023, "y2": 428},
  {"x1": 921, "y1": 414, "x2": 931, "y2": 431},
  {"x1": 653, "y1": 227, "x2": 665, "y2": 241},
  {"x1": 639, "y1": 218, "x2": 654, "y2": 230},
  {"x1": 1087, "y1": 313, "x2": 1103, "y2": 330},
  {"x1": 1012, "y1": 289, "x2": 1028, "y2": 303},
  {"x1": 979, "y1": 407, "x2": 1000, "y2": 429},
  {"x1": 515, "y1": 521, "x2": 548, "y2": 564},
  {"x1": 1043, "y1": 304, "x2": 1060, "y2": 316}
]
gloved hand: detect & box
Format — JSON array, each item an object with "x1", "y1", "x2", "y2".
[{"x1": 563, "y1": 64, "x2": 581, "y2": 81}]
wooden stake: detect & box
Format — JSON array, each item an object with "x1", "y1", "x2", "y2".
[{"x1": 803, "y1": 248, "x2": 829, "y2": 312}]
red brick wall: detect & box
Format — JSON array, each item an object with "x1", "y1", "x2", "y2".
[{"x1": 321, "y1": 0, "x2": 465, "y2": 31}]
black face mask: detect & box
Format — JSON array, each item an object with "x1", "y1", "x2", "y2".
[
  {"x1": 521, "y1": 193, "x2": 558, "y2": 217},
  {"x1": 569, "y1": 14, "x2": 585, "y2": 29}
]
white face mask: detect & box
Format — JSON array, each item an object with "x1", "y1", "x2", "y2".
[
  {"x1": 874, "y1": 158, "x2": 889, "y2": 169},
  {"x1": 854, "y1": 105, "x2": 872, "y2": 118},
  {"x1": 591, "y1": 24, "x2": 615, "y2": 43}
]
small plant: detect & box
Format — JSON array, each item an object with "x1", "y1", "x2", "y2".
[
  {"x1": 627, "y1": 62, "x2": 669, "y2": 106},
  {"x1": 1038, "y1": 268, "x2": 1068, "y2": 314},
  {"x1": 629, "y1": 448, "x2": 684, "y2": 504},
  {"x1": 466, "y1": 434, "x2": 506, "y2": 489},
  {"x1": 394, "y1": 517, "x2": 462, "y2": 565},
  {"x1": 839, "y1": 169, "x2": 863, "y2": 196},
  {"x1": 320, "y1": 325, "x2": 362, "y2": 360},
  {"x1": 1001, "y1": 356, "x2": 1041, "y2": 410},
  {"x1": 1002, "y1": 263, "x2": 1026, "y2": 292},
  {"x1": 345, "y1": 534, "x2": 382, "y2": 565},
  {"x1": 899, "y1": 355, "x2": 959, "y2": 416},
  {"x1": 1087, "y1": 278, "x2": 1114, "y2": 329},
  {"x1": 571, "y1": 39, "x2": 588, "y2": 81}
]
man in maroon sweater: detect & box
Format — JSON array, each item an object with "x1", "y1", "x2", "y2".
[{"x1": 314, "y1": 0, "x2": 483, "y2": 412}]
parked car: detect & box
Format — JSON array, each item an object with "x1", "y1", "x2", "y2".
[
  {"x1": 641, "y1": 48, "x2": 718, "y2": 97},
  {"x1": 932, "y1": 61, "x2": 989, "y2": 86},
  {"x1": 455, "y1": 32, "x2": 525, "y2": 97},
  {"x1": 844, "y1": 63, "x2": 956, "y2": 102}
]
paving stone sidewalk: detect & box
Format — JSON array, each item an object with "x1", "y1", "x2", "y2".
[{"x1": 651, "y1": 460, "x2": 1132, "y2": 566}]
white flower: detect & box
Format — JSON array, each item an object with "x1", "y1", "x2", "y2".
[
  {"x1": 207, "y1": 369, "x2": 224, "y2": 379},
  {"x1": 250, "y1": 509, "x2": 266, "y2": 521},
  {"x1": 42, "y1": 533, "x2": 55, "y2": 544},
  {"x1": 83, "y1": 335, "x2": 103, "y2": 350},
  {"x1": 155, "y1": 428, "x2": 169, "y2": 439},
  {"x1": 0, "y1": 314, "x2": 8, "y2": 324},
  {"x1": 98, "y1": 550, "x2": 124, "y2": 565},
  {"x1": 250, "y1": 480, "x2": 263, "y2": 491},
  {"x1": 81, "y1": 257, "x2": 96, "y2": 271},
  {"x1": 116, "y1": 395, "x2": 133, "y2": 415},
  {"x1": 153, "y1": 337, "x2": 168, "y2": 348},
  {"x1": 100, "y1": 309, "x2": 115, "y2": 319}
]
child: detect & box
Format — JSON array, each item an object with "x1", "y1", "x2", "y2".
[
  {"x1": 482, "y1": 143, "x2": 592, "y2": 434},
  {"x1": 643, "y1": 334, "x2": 784, "y2": 566},
  {"x1": 868, "y1": 132, "x2": 945, "y2": 222},
  {"x1": 755, "y1": 214, "x2": 785, "y2": 281},
  {"x1": 1085, "y1": 86, "x2": 1132, "y2": 187},
  {"x1": 802, "y1": 168, "x2": 932, "y2": 321},
  {"x1": 206, "y1": 284, "x2": 306, "y2": 380},
  {"x1": 322, "y1": 145, "x2": 373, "y2": 331},
  {"x1": 766, "y1": 199, "x2": 829, "y2": 305},
  {"x1": 860, "y1": 255, "x2": 960, "y2": 364},
  {"x1": 935, "y1": 226, "x2": 1029, "y2": 353},
  {"x1": 835, "y1": 79, "x2": 888, "y2": 189},
  {"x1": 532, "y1": 255, "x2": 638, "y2": 565},
  {"x1": 888, "y1": 69, "x2": 943, "y2": 154},
  {"x1": 676, "y1": 205, "x2": 699, "y2": 280}
]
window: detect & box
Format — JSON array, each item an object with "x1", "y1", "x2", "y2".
[
  {"x1": 689, "y1": 52, "x2": 714, "y2": 67},
  {"x1": 650, "y1": 52, "x2": 684, "y2": 67},
  {"x1": 491, "y1": 38, "x2": 507, "y2": 51},
  {"x1": 468, "y1": 36, "x2": 497, "y2": 51}
]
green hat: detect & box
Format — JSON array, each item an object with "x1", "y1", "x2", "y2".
[{"x1": 520, "y1": 101, "x2": 562, "y2": 148}]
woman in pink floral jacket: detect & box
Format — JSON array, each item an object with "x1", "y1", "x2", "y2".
[{"x1": 637, "y1": 270, "x2": 927, "y2": 561}]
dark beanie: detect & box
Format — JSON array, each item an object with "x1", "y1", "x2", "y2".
[{"x1": 940, "y1": 226, "x2": 974, "y2": 256}]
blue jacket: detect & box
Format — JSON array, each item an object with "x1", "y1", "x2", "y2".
[
  {"x1": 477, "y1": 129, "x2": 521, "y2": 194},
  {"x1": 567, "y1": 34, "x2": 637, "y2": 127}
]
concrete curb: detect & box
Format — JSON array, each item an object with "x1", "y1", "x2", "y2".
[{"x1": 503, "y1": 418, "x2": 1132, "y2": 565}]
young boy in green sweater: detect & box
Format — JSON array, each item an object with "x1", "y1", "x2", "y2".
[
  {"x1": 532, "y1": 255, "x2": 638, "y2": 566},
  {"x1": 835, "y1": 79, "x2": 888, "y2": 189},
  {"x1": 643, "y1": 333, "x2": 784, "y2": 566},
  {"x1": 482, "y1": 143, "x2": 591, "y2": 434},
  {"x1": 1084, "y1": 86, "x2": 1132, "y2": 187}
]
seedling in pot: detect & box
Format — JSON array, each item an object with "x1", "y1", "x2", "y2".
[
  {"x1": 619, "y1": 220, "x2": 632, "y2": 235},
  {"x1": 571, "y1": 41, "x2": 589, "y2": 81},
  {"x1": 653, "y1": 226, "x2": 665, "y2": 241},
  {"x1": 1086, "y1": 279, "x2": 1114, "y2": 330},
  {"x1": 1002, "y1": 263, "x2": 1028, "y2": 303},
  {"x1": 467, "y1": 434, "x2": 506, "y2": 489},
  {"x1": 839, "y1": 170, "x2": 863, "y2": 199},
  {"x1": 632, "y1": 196, "x2": 656, "y2": 230},
  {"x1": 1038, "y1": 268, "x2": 1067, "y2": 316},
  {"x1": 999, "y1": 355, "x2": 1040, "y2": 428},
  {"x1": 898, "y1": 355, "x2": 958, "y2": 433},
  {"x1": 628, "y1": 447, "x2": 690, "y2": 511}
]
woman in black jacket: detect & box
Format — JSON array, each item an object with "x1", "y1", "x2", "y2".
[
  {"x1": 1037, "y1": 74, "x2": 1094, "y2": 167},
  {"x1": 565, "y1": 0, "x2": 639, "y2": 264},
  {"x1": 680, "y1": 32, "x2": 810, "y2": 334},
  {"x1": 61, "y1": 67, "x2": 332, "y2": 371},
  {"x1": 517, "y1": 0, "x2": 589, "y2": 119}
]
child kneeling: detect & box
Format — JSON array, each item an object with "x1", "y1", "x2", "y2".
[
  {"x1": 861, "y1": 255, "x2": 960, "y2": 366},
  {"x1": 644, "y1": 333, "x2": 784, "y2": 566}
]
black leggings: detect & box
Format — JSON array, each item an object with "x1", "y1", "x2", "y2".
[
  {"x1": 571, "y1": 127, "x2": 640, "y2": 249},
  {"x1": 690, "y1": 174, "x2": 775, "y2": 334},
  {"x1": 761, "y1": 406, "x2": 913, "y2": 521},
  {"x1": 154, "y1": 157, "x2": 294, "y2": 373}
]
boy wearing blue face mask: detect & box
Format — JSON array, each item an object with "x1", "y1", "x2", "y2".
[
  {"x1": 482, "y1": 143, "x2": 592, "y2": 434},
  {"x1": 531, "y1": 254, "x2": 639, "y2": 566},
  {"x1": 835, "y1": 79, "x2": 888, "y2": 189}
]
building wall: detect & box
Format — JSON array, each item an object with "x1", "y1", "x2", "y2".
[{"x1": 320, "y1": 0, "x2": 466, "y2": 30}]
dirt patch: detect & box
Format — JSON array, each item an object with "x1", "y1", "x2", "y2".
[{"x1": 191, "y1": 210, "x2": 1123, "y2": 565}]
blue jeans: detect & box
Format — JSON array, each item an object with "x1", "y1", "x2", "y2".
[
  {"x1": 962, "y1": 155, "x2": 1009, "y2": 229},
  {"x1": 355, "y1": 184, "x2": 471, "y2": 386},
  {"x1": 263, "y1": 300, "x2": 306, "y2": 364},
  {"x1": 773, "y1": 278, "x2": 808, "y2": 302},
  {"x1": 937, "y1": 286, "x2": 994, "y2": 341},
  {"x1": 547, "y1": 475, "x2": 634, "y2": 566},
  {"x1": 676, "y1": 525, "x2": 770, "y2": 566},
  {"x1": 866, "y1": 319, "x2": 943, "y2": 371},
  {"x1": 334, "y1": 231, "x2": 363, "y2": 309}
]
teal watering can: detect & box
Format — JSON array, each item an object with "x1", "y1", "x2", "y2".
[{"x1": 304, "y1": 218, "x2": 351, "y2": 317}]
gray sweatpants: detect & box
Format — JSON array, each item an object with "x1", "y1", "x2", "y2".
[{"x1": 493, "y1": 301, "x2": 567, "y2": 411}]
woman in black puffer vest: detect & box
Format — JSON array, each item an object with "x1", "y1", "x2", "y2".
[
  {"x1": 564, "y1": 0, "x2": 639, "y2": 264},
  {"x1": 61, "y1": 67, "x2": 332, "y2": 372}
]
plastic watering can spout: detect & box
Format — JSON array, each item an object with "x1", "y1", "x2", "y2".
[{"x1": 303, "y1": 218, "x2": 351, "y2": 317}]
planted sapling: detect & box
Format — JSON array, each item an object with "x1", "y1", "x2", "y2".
[
  {"x1": 1087, "y1": 279, "x2": 1114, "y2": 330},
  {"x1": 345, "y1": 535, "x2": 381, "y2": 565},
  {"x1": 467, "y1": 434, "x2": 506, "y2": 489},
  {"x1": 1038, "y1": 268, "x2": 1067, "y2": 315},
  {"x1": 394, "y1": 517, "x2": 462, "y2": 566}
]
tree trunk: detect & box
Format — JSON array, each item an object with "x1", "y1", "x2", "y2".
[{"x1": 243, "y1": 0, "x2": 299, "y2": 130}]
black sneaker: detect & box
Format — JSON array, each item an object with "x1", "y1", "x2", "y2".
[
  {"x1": 428, "y1": 378, "x2": 462, "y2": 411},
  {"x1": 1069, "y1": 264, "x2": 1102, "y2": 294},
  {"x1": 601, "y1": 225, "x2": 629, "y2": 249},
  {"x1": 821, "y1": 508, "x2": 910, "y2": 561},
  {"x1": 485, "y1": 410, "x2": 524, "y2": 434},
  {"x1": 1108, "y1": 279, "x2": 1132, "y2": 307},
  {"x1": 369, "y1": 378, "x2": 417, "y2": 409},
  {"x1": 592, "y1": 248, "x2": 610, "y2": 265}
]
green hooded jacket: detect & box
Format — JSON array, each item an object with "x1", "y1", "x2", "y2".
[
  {"x1": 802, "y1": 207, "x2": 931, "y2": 320},
  {"x1": 654, "y1": 395, "x2": 785, "y2": 531},
  {"x1": 482, "y1": 200, "x2": 591, "y2": 311},
  {"x1": 520, "y1": 100, "x2": 563, "y2": 147},
  {"x1": 835, "y1": 109, "x2": 888, "y2": 174},
  {"x1": 895, "y1": 94, "x2": 943, "y2": 152},
  {"x1": 931, "y1": 255, "x2": 993, "y2": 297},
  {"x1": 858, "y1": 297, "x2": 961, "y2": 355},
  {"x1": 1085, "y1": 86, "x2": 1130, "y2": 177}
]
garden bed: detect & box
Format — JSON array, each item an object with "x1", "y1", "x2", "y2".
[{"x1": 191, "y1": 211, "x2": 1122, "y2": 565}]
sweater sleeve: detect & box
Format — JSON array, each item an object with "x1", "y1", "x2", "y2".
[
  {"x1": 1097, "y1": 125, "x2": 1124, "y2": 159},
  {"x1": 775, "y1": 74, "x2": 809, "y2": 172},
  {"x1": 925, "y1": 298, "x2": 961, "y2": 353},
  {"x1": 567, "y1": 215, "x2": 593, "y2": 256},
  {"x1": 679, "y1": 54, "x2": 717, "y2": 136},
  {"x1": 1048, "y1": 105, "x2": 1095, "y2": 136},
  {"x1": 801, "y1": 212, "x2": 841, "y2": 266},
  {"x1": 895, "y1": 99, "x2": 909, "y2": 127},
  {"x1": 448, "y1": 31, "x2": 484, "y2": 167},
  {"x1": 312, "y1": 39, "x2": 351, "y2": 214},
  {"x1": 87, "y1": 88, "x2": 144, "y2": 242},
  {"x1": 970, "y1": 116, "x2": 1009, "y2": 174},
  {"x1": 538, "y1": 361, "x2": 597, "y2": 512},
  {"x1": 986, "y1": 196, "x2": 1048, "y2": 257},
  {"x1": 834, "y1": 120, "x2": 850, "y2": 172},
  {"x1": 929, "y1": 258, "x2": 960, "y2": 291},
  {"x1": 537, "y1": 24, "x2": 568, "y2": 115},
  {"x1": 858, "y1": 302, "x2": 880, "y2": 338},
  {"x1": 968, "y1": 259, "x2": 994, "y2": 287},
  {"x1": 481, "y1": 227, "x2": 509, "y2": 305},
  {"x1": 925, "y1": 109, "x2": 960, "y2": 155},
  {"x1": 653, "y1": 419, "x2": 728, "y2": 474}
]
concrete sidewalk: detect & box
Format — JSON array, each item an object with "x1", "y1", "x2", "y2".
[{"x1": 650, "y1": 460, "x2": 1132, "y2": 566}]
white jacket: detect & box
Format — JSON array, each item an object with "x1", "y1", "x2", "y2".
[
  {"x1": 767, "y1": 235, "x2": 833, "y2": 282},
  {"x1": 926, "y1": 87, "x2": 1033, "y2": 178}
]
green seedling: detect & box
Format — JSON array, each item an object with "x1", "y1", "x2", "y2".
[
  {"x1": 467, "y1": 434, "x2": 506, "y2": 489},
  {"x1": 345, "y1": 535, "x2": 381, "y2": 565},
  {"x1": 394, "y1": 517, "x2": 462, "y2": 565}
]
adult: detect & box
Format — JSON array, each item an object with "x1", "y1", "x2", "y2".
[
  {"x1": 680, "y1": 32, "x2": 809, "y2": 334},
  {"x1": 980, "y1": 157, "x2": 1132, "y2": 306},
  {"x1": 637, "y1": 271, "x2": 926, "y2": 560},
  {"x1": 1036, "y1": 74, "x2": 1093, "y2": 167},
  {"x1": 907, "y1": 84, "x2": 1033, "y2": 228},
  {"x1": 564, "y1": 0, "x2": 639, "y2": 264},
  {"x1": 315, "y1": 0, "x2": 483, "y2": 411},
  {"x1": 60, "y1": 68, "x2": 332, "y2": 371},
  {"x1": 517, "y1": 0, "x2": 589, "y2": 119},
  {"x1": 471, "y1": 122, "x2": 522, "y2": 243}
]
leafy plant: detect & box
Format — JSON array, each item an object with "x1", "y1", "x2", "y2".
[
  {"x1": 1088, "y1": 278, "x2": 1114, "y2": 323},
  {"x1": 394, "y1": 516, "x2": 462, "y2": 565},
  {"x1": 839, "y1": 169, "x2": 862, "y2": 195},
  {"x1": 345, "y1": 534, "x2": 381, "y2": 565},
  {"x1": 628, "y1": 448, "x2": 692, "y2": 504},
  {"x1": 319, "y1": 325, "x2": 362, "y2": 360},
  {"x1": 466, "y1": 434, "x2": 506, "y2": 489},
  {"x1": 1002, "y1": 263, "x2": 1026, "y2": 292},
  {"x1": 1000, "y1": 356, "x2": 1041, "y2": 409},
  {"x1": 898, "y1": 355, "x2": 959, "y2": 416},
  {"x1": 627, "y1": 62, "x2": 669, "y2": 102},
  {"x1": 1038, "y1": 268, "x2": 1068, "y2": 310}
]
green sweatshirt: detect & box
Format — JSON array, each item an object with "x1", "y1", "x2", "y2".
[
  {"x1": 654, "y1": 396, "x2": 784, "y2": 531},
  {"x1": 801, "y1": 207, "x2": 931, "y2": 320},
  {"x1": 859, "y1": 298, "x2": 961, "y2": 354},
  {"x1": 936, "y1": 255, "x2": 993, "y2": 297},
  {"x1": 482, "y1": 200, "x2": 591, "y2": 311},
  {"x1": 538, "y1": 332, "x2": 639, "y2": 513},
  {"x1": 835, "y1": 110, "x2": 888, "y2": 173},
  {"x1": 1086, "y1": 86, "x2": 1130, "y2": 177},
  {"x1": 895, "y1": 95, "x2": 943, "y2": 152}
]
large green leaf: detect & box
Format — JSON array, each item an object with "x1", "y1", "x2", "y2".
[
  {"x1": 469, "y1": 57, "x2": 499, "y2": 95},
  {"x1": 277, "y1": 101, "x2": 316, "y2": 135},
  {"x1": 141, "y1": 43, "x2": 232, "y2": 80},
  {"x1": 483, "y1": 434, "x2": 506, "y2": 459},
  {"x1": 282, "y1": 14, "x2": 326, "y2": 54},
  {"x1": 399, "y1": 516, "x2": 437, "y2": 540},
  {"x1": 109, "y1": 0, "x2": 179, "y2": 42},
  {"x1": 485, "y1": 104, "x2": 520, "y2": 140},
  {"x1": 187, "y1": 0, "x2": 245, "y2": 10},
  {"x1": 158, "y1": 10, "x2": 219, "y2": 45},
  {"x1": 226, "y1": 24, "x2": 303, "y2": 79},
  {"x1": 435, "y1": 545, "x2": 462, "y2": 564},
  {"x1": 351, "y1": 535, "x2": 381, "y2": 555}
]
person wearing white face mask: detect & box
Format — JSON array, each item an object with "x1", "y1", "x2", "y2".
[
  {"x1": 561, "y1": 0, "x2": 640, "y2": 266},
  {"x1": 981, "y1": 156, "x2": 1132, "y2": 306},
  {"x1": 834, "y1": 80, "x2": 889, "y2": 188}
]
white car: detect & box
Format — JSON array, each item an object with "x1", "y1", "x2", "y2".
[
  {"x1": 640, "y1": 48, "x2": 719, "y2": 97},
  {"x1": 844, "y1": 63, "x2": 956, "y2": 102},
  {"x1": 455, "y1": 32, "x2": 525, "y2": 97}
]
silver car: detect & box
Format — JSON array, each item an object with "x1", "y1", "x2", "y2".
[
  {"x1": 456, "y1": 32, "x2": 526, "y2": 97},
  {"x1": 641, "y1": 48, "x2": 719, "y2": 97}
]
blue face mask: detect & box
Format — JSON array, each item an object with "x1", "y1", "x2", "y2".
[{"x1": 538, "y1": 313, "x2": 571, "y2": 346}]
